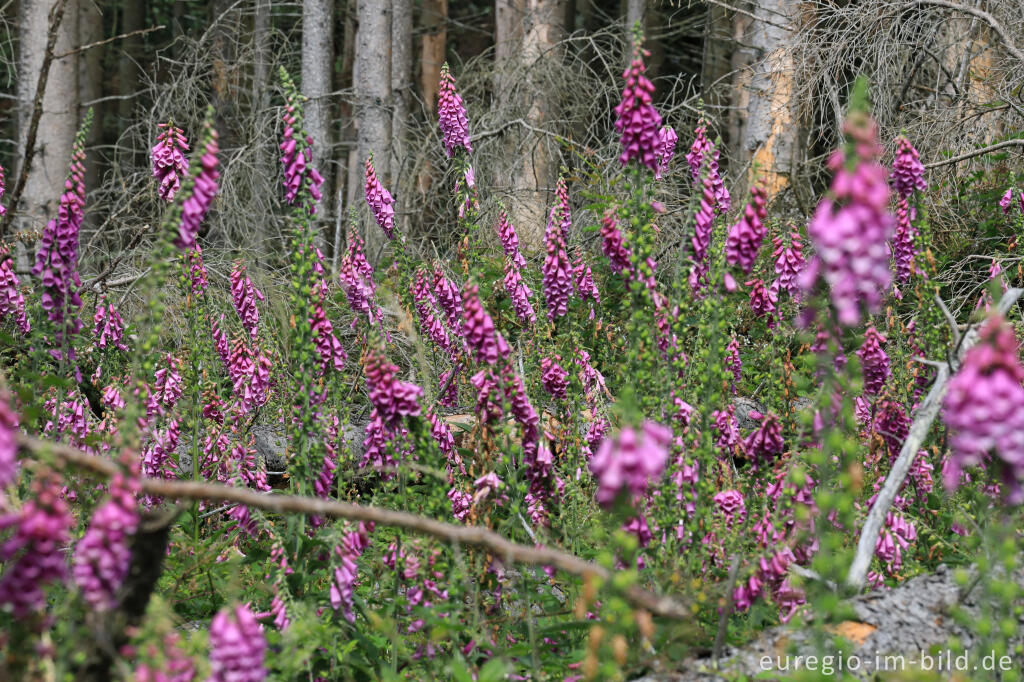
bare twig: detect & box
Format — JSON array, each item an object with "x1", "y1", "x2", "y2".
[
  {"x1": 19, "y1": 433, "x2": 692, "y2": 620},
  {"x1": 846, "y1": 288, "x2": 1024, "y2": 590},
  {"x1": 0, "y1": 0, "x2": 70, "y2": 239},
  {"x1": 55, "y1": 25, "x2": 165, "y2": 59}
]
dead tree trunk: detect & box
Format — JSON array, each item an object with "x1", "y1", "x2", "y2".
[
  {"x1": 356, "y1": 0, "x2": 392, "y2": 261},
  {"x1": 118, "y1": 0, "x2": 144, "y2": 124},
  {"x1": 303, "y1": 0, "x2": 335, "y2": 247},
  {"x1": 15, "y1": 0, "x2": 79, "y2": 269},
  {"x1": 391, "y1": 0, "x2": 413, "y2": 236},
  {"x1": 78, "y1": 0, "x2": 103, "y2": 201},
  {"x1": 495, "y1": 0, "x2": 566, "y2": 252},
  {"x1": 416, "y1": 0, "x2": 447, "y2": 197},
  {"x1": 730, "y1": 0, "x2": 801, "y2": 200}
]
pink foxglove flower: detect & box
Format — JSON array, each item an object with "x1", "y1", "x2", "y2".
[
  {"x1": 685, "y1": 121, "x2": 729, "y2": 212},
  {"x1": 601, "y1": 210, "x2": 632, "y2": 275},
  {"x1": 892, "y1": 198, "x2": 916, "y2": 284},
  {"x1": 772, "y1": 230, "x2": 804, "y2": 299},
  {"x1": 0, "y1": 162, "x2": 6, "y2": 217},
  {"x1": 857, "y1": 326, "x2": 890, "y2": 395},
  {"x1": 177, "y1": 126, "x2": 219, "y2": 249},
  {"x1": 150, "y1": 354, "x2": 184, "y2": 415},
  {"x1": 230, "y1": 261, "x2": 265, "y2": 339},
  {"x1": 942, "y1": 315, "x2": 1024, "y2": 502},
  {"x1": 689, "y1": 175, "x2": 716, "y2": 294},
  {"x1": 713, "y1": 490, "x2": 746, "y2": 525},
  {"x1": 504, "y1": 258, "x2": 536, "y2": 325},
  {"x1": 875, "y1": 399, "x2": 909, "y2": 462},
  {"x1": 747, "y1": 278, "x2": 778, "y2": 326},
  {"x1": 655, "y1": 125, "x2": 677, "y2": 179},
  {"x1": 0, "y1": 474, "x2": 75, "y2": 616},
  {"x1": 589, "y1": 421, "x2": 671, "y2": 507},
  {"x1": 726, "y1": 184, "x2": 768, "y2": 273},
  {"x1": 186, "y1": 244, "x2": 208, "y2": 294},
  {"x1": 412, "y1": 270, "x2": 452, "y2": 350},
  {"x1": 890, "y1": 136, "x2": 926, "y2": 199},
  {"x1": 613, "y1": 40, "x2": 662, "y2": 171},
  {"x1": 208, "y1": 603, "x2": 267, "y2": 682},
  {"x1": 150, "y1": 123, "x2": 189, "y2": 202},
  {"x1": 280, "y1": 96, "x2": 325, "y2": 213},
  {"x1": 33, "y1": 134, "x2": 87, "y2": 360},
  {"x1": 0, "y1": 392, "x2": 17, "y2": 488},
  {"x1": 462, "y1": 285, "x2": 509, "y2": 365},
  {"x1": 555, "y1": 176, "x2": 573, "y2": 245},
  {"x1": 725, "y1": 336, "x2": 742, "y2": 392},
  {"x1": 497, "y1": 210, "x2": 526, "y2": 268},
  {"x1": 438, "y1": 63, "x2": 472, "y2": 157},
  {"x1": 339, "y1": 231, "x2": 380, "y2": 322},
  {"x1": 331, "y1": 522, "x2": 374, "y2": 622},
  {"x1": 800, "y1": 110, "x2": 894, "y2": 327},
  {"x1": 310, "y1": 301, "x2": 347, "y2": 374},
  {"x1": 93, "y1": 298, "x2": 129, "y2": 351},
  {"x1": 875, "y1": 512, "x2": 916, "y2": 572},
  {"x1": 743, "y1": 411, "x2": 784, "y2": 461},
  {"x1": 540, "y1": 355, "x2": 569, "y2": 400},
  {"x1": 999, "y1": 188, "x2": 1023, "y2": 215},
  {"x1": 364, "y1": 156, "x2": 395, "y2": 240},
  {"x1": 542, "y1": 206, "x2": 574, "y2": 321},
  {"x1": 713, "y1": 407, "x2": 739, "y2": 452},
  {"x1": 432, "y1": 266, "x2": 464, "y2": 331},
  {"x1": 72, "y1": 471, "x2": 139, "y2": 610},
  {"x1": 0, "y1": 253, "x2": 29, "y2": 333},
  {"x1": 362, "y1": 346, "x2": 423, "y2": 425}
]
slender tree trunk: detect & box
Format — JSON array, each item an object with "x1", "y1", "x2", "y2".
[
  {"x1": 303, "y1": 0, "x2": 335, "y2": 248},
  {"x1": 79, "y1": 0, "x2": 104, "y2": 200},
  {"x1": 391, "y1": 0, "x2": 412, "y2": 236},
  {"x1": 495, "y1": 0, "x2": 565, "y2": 251},
  {"x1": 15, "y1": 0, "x2": 79, "y2": 269},
  {"x1": 253, "y1": 0, "x2": 271, "y2": 110},
  {"x1": 118, "y1": 0, "x2": 144, "y2": 123},
  {"x1": 339, "y1": 0, "x2": 359, "y2": 237},
  {"x1": 731, "y1": 0, "x2": 801, "y2": 199},
  {"x1": 416, "y1": 0, "x2": 447, "y2": 196},
  {"x1": 625, "y1": 0, "x2": 645, "y2": 31},
  {"x1": 356, "y1": 0, "x2": 392, "y2": 260}
]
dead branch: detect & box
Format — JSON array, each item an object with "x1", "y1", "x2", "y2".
[
  {"x1": 18, "y1": 432, "x2": 692, "y2": 620},
  {"x1": 54, "y1": 25, "x2": 165, "y2": 59},
  {"x1": 846, "y1": 287, "x2": 1024, "y2": 590},
  {"x1": 924, "y1": 138, "x2": 1024, "y2": 169}
]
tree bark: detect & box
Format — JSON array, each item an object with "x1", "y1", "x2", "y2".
[
  {"x1": 495, "y1": 0, "x2": 566, "y2": 252},
  {"x1": 15, "y1": 0, "x2": 79, "y2": 262},
  {"x1": 625, "y1": 0, "x2": 645, "y2": 31},
  {"x1": 78, "y1": 0, "x2": 103, "y2": 200},
  {"x1": 303, "y1": 0, "x2": 335, "y2": 247},
  {"x1": 118, "y1": 0, "x2": 144, "y2": 124},
  {"x1": 416, "y1": 0, "x2": 447, "y2": 197},
  {"x1": 730, "y1": 0, "x2": 801, "y2": 200},
  {"x1": 418, "y1": 0, "x2": 447, "y2": 116},
  {"x1": 356, "y1": 0, "x2": 392, "y2": 260},
  {"x1": 391, "y1": 0, "x2": 412, "y2": 236}
]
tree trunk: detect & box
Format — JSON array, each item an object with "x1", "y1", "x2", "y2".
[
  {"x1": 303, "y1": 0, "x2": 335, "y2": 248},
  {"x1": 356, "y1": 0, "x2": 392, "y2": 261},
  {"x1": 391, "y1": 0, "x2": 412, "y2": 236},
  {"x1": 79, "y1": 0, "x2": 104, "y2": 200},
  {"x1": 338, "y1": 0, "x2": 360, "y2": 265},
  {"x1": 15, "y1": 0, "x2": 79, "y2": 266},
  {"x1": 730, "y1": 0, "x2": 801, "y2": 200},
  {"x1": 416, "y1": 0, "x2": 447, "y2": 197},
  {"x1": 418, "y1": 0, "x2": 447, "y2": 116},
  {"x1": 625, "y1": 0, "x2": 645, "y2": 31},
  {"x1": 253, "y1": 0, "x2": 271, "y2": 110},
  {"x1": 495, "y1": 0, "x2": 565, "y2": 252},
  {"x1": 118, "y1": 0, "x2": 144, "y2": 124}
]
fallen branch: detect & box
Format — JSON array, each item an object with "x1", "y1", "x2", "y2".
[
  {"x1": 924, "y1": 139, "x2": 1024, "y2": 169},
  {"x1": 0, "y1": 0, "x2": 70, "y2": 239},
  {"x1": 18, "y1": 433, "x2": 691, "y2": 620},
  {"x1": 846, "y1": 288, "x2": 1024, "y2": 590}
]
